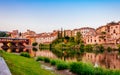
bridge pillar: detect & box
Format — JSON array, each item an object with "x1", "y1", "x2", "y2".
[
  {"x1": 1, "y1": 42, "x2": 9, "y2": 51},
  {"x1": 10, "y1": 42, "x2": 16, "y2": 49},
  {"x1": 17, "y1": 42, "x2": 25, "y2": 48}
]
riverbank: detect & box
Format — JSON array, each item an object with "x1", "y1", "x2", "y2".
[
  {"x1": 36, "y1": 56, "x2": 120, "y2": 75},
  {"x1": 40, "y1": 61, "x2": 76, "y2": 75},
  {"x1": 0, "y1": 50, "x2": 55, "y2": 75}
]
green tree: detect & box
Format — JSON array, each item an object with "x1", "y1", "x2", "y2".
[
  {"x1": 64, "y1": 36, "x2": 69, "y2": 43},
  {"x1": 0, "y1": 32, "x2": 8, "y2": 37},
  {"x1": 80, "y1": 43, "x2": 84, "y2": 53},
  {"x1": 94, "y1": 45, "x2": 104, "y2": 53},
  {"x1": 32, "y1": 42, "x2": 38, "y2": 46},
  {"x1": 84, "y1": 44, "x2": 93, "y2": 52},
  {"x1": 69, "y1": 37, "x2": 75, "y2": 42},
  {"x1": 107, "y1": 47, "x2": 112, "y2": 52},
  {"x1": 75, "y1": 32, "x2": 82, "y2": 44},
  {"x1": 32, "y1": 47, "x2": 38, "y2": 56}
]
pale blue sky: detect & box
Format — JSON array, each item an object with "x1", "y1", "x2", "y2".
[{"x1": 0, "y1": 0, "x2": 120, "y2": 33}]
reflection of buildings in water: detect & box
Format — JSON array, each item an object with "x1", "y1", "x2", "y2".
[
  {"x1": 82, "y1": 52, "x2": 120, "y2": 69},
  {"x1": 36, "y1": 50, "x2": 57, "y2": 58}
]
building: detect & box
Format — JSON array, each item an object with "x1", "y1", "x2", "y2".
[
  {"x1": 79, "y1": 27, "x2": 95, "y2": 38},
  {"x1": 22, "y1": 29, "x2": 36, "y2": 38},
  {"x1": 85, "y1": 22, "x2": 120, "y2": 45},
  {"x1": 35, "y1": 31, "x2": 58, "y2": 44},
  {"x1": 10, "y1": 30, "x2": 19, "y2": 38},
  {"x1": 71, "y1": 27, "x2": 95, "y2": 38},
  {"x1": 64, "y1": 30, "x2": 72, "y2": 37}
]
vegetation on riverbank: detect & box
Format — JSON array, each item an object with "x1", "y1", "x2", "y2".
[
  {"x1": 36, "y1": 56, "x2": 120, "y2": 75},
  {"x1": 50, "y1": 34, "x2": 120, "y2": 61},
  {"x1": 0, "y1": 50, "x2": 55, "y2": 75}
]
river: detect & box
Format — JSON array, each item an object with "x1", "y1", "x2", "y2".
[{"x1": 2, "y1": 46, "x2": 120, "y2": 70}]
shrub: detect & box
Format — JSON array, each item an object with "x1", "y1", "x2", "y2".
[
  {"x1": 0, "y1": 50, "x2": 4, "y2": 53},
  {"x1": 57, "y1": 62, "x2": 68, "y2": 70},
  {"x1": 20, "y1": 52, "x2": 30, "y2": 58},
  {"x1": 44, "y1": 57, "x2": 50, "y2": 63},
  {"x1": 70, "y1": 62, "x2": 81, "y2": 74},
  {"x1": 70, "y1": 62, "x2": 94, "y2": 75},
  {"x1": 50, "y1": 60, "x2": 56, "y2": 65},
  {"x1": 36, "y1": 56, "x2": 44, "y2": 61},
  {"x1": 94, "y1": 67, "x2": 107, "y2": 75}
]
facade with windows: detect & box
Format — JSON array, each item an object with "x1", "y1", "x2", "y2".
[{"x1": 85, "y1": 22, "x2": 120, "y2": 45}]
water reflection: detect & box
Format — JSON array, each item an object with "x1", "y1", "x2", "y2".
[
  {"x1": 36, "y1": 49, "x2": 120, "y2": 70},
  {"x1": 2, "y1": 47, "x2": 29, "y2": 53},
  {"x1": 36, "y1": 50, "x2": 57, "y2": 58},
  {"x1": 82, "y1": 52, "x2": 120, "y2": 70},
  {"x1": 2, "y1": 45, "x2": 120, "y2": 70}
]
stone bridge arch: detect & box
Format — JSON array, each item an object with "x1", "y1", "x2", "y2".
[{"x1": 0, "y1": 37, "x2": 30, "y2": 52}]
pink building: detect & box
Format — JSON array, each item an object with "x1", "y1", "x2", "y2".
[
  {"x1": 85, "y1": 22, "x2": 120, "y2": 45},
  {"x1": 72, "y1": 27, "x2": 95, "y2": 38},
  {"x1": 22, "y1": 29, "x2": 36, "y2": 38},
  {"x1": 36, "y1": 31, "x2": 58, "y2": 44},
  {"x1": 64, "y1": 30, "x2": 72, "y2": 37},
  {"x1": 10, "y1": 30, "x2": 19, "y2": 38}
]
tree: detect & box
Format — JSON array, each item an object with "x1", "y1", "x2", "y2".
[
  {"x1": 64, "y1": 30, "x2": 66, "y2": 38},
  {"x1": 32, "y1": 47, "x2": 38, "y2": 56},
  {"x1": 64, "y1": 36, "x2": 69, "y2": 43},
  {"x1": 80, "y1": 43, "x2": 84, "y2": 53},
  {"x1": 94, "y1": 45, "x2": 104, "y2": 53},
  {"x1": 69, "y1": 37, "x2": 75, "y2": 42},
  {"x1": 84, "y1": 44, "x2": 93, "y2": 52},
  {"x1": 75, "y1": 32, "x2": 82, "y2": 44},
  {"x1": 107, "y1": 47, "x2": 112, "y2": 52},
  {"x1": 0, "y1": 32, "x2": 8, "y2": 37},
  {"x1": 98, "y1": 45, "x2": 105, "y2": 53},
  {"x1": 32, "y1": 42, "x2": 38, "y2": 46},
  {"x1": 19, "y1": 32, "x2": 22, "y2": 37}
]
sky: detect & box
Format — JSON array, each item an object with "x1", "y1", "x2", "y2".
[{"x1": 0, "y1": 0, "x2": 120, "y2": 33}]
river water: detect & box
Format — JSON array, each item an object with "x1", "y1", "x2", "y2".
[
  {"x1": 36, "y1": 49, "x2": 120, "y2": 70},
  {"x1": 2, "y1": 47, "x2": 120, "y2": 70}
]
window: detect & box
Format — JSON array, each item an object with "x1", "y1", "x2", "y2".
[
  {"x1": 104, "y1": 39, "x2": 106, "y2": 41},
  {"x1": 113, "y1": 30, "x2": 116, "y2": 33},
  {"x1": 95, "y1": 40, "x2": 96, "y2": 42},
  {"x1": 99, "y1": 39, "x2": 101, "y2": 42}
]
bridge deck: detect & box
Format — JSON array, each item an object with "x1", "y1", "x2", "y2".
[{"x1": 0, "y1": 37, "x2": 29, "y2": 43}]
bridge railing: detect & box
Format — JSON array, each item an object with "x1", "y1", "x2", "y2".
[{"x1": 0, "y1": 37, "x2": 29, "y2": 43}]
